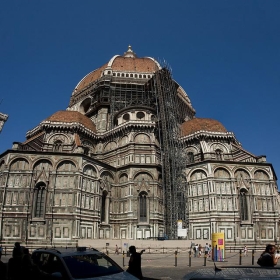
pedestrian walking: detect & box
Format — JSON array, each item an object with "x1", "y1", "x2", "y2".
[
  {"x1": 198, "y1": 244, "x2": 202, "y2": 257},
  {"x1": 115, "y1": 245, "x2": 119, "y2": 255},
  {"x1": 208, "y1": 244, "x2": 212, "y2": 259},
  {"x1": 204, "y1": 243, "x2": 209, "y2": 257}
]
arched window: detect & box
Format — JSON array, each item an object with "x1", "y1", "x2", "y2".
[
  {"x1": 34, "y1": 183, "x2": 46, "y2": 218},
  {"x1": 187, "y1": 152, "x2": 194, "y2": 163},
  {"x1": 139, "y1": 192, "x2": 147, "y2": 222},
  {"x1": 240, "y1": 189, "x2": 248, "y2": 221},
  {"x1": 53, "y1": 140, "x2": 63, "y2": 152},
  {"x1": 215, "y1": 149, "x2": 223, "y2": 160}
]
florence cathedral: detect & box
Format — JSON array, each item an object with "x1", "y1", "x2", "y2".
[{"x1": 0, "y1": 46, "x2": 279, "y2": 247}]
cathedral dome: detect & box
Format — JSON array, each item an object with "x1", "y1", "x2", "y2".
[
  {"x1": 73, "y1": 45, "x2": 161, "y2": 94},
  {"x1": 44, "y1": 111, "x2": 96, "y2": 132},
  {"x1": 181, "y1": 118, "x2": 227, "y2": 136}
]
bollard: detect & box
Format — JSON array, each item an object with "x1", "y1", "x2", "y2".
[
  {"x1": 175, "y1": 251, "x2": 177, "y2": 267},
  {"x1": 252, "y1": 249, "x2": 255, "y2": 265},
  {"x1": 106, "y1": 250, "x2": 109, "y2": 256},
  {"x1": 123, "y1": 251, "x2": 125, "y2": 267},
  {"x1": 203, "y1": 253, "x2": 207, "y2": 266},
  {"x1": 189, "y1": 250, "x2": 192, "y2": 267},
  {"x1": 162, "y1": 247, "x2": 165, "y2": 254},
  {"x1": 149, "y1": 247, "x2": 150, "y2": 254},
  {"x1": 239, "y1": 249, "x2": 242, "y2": 265}
]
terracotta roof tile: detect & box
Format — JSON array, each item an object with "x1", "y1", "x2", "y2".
[
  {"x1": 44, "y1": 111, "x2": 96, "y2": 132},
  {"x1": 181, "y1": 118, "x2": 227, "y2": 136},
  {"x1": 75, "y1": 64, "x2": 107, "y2": 91},
  {"x1": 112, "y1": 57, "x2": 159, "y2": 72}
]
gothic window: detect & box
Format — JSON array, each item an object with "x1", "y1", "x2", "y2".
[
  {"x1": 215, "y1": 149, "x2": 223, "y2": 160},
  {"x1": 187, "y1": 152, "x2": 194, "y2": 163},
  {"x1": 100, "y1": 191, "x2": 108, "y2": 223},
  {"x1": 34, "y1": 183, "x2": 46, "y2": 218},
  {"x1": 139, "y1": 192, "x2": 147, "y2": 222},
  {"x1": 240, "y1": 189, "x2": 248, "y2": 221}
]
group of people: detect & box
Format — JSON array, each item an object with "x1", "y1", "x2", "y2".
[
  {"x1": 1, "y1": 242, "x2": 50, "y2": 280},
  {"x1": 192, "y1": 243, "x2": 212, "y2": 258}
]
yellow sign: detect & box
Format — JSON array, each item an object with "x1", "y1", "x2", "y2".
[{"x1": 212, "y1": 232, "x2": 225, "y2": 261}]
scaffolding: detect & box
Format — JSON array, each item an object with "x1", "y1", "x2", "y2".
[
  {"x1": 69, "y1": 65, "x2": 192, "y2": 239},
  {"x1": 150, "y1": 68, "x2": 187, "y2": 239}
]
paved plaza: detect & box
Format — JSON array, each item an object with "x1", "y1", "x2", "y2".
[{"x1": 2, "y1": 249, "x2": 280, "y2": 279}]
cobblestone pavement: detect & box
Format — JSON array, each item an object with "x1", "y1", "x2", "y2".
[{"x1": 2, "y1": 251, "x2": 280, "y2": 279}]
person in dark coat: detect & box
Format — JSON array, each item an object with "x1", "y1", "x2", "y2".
[
  {"x1": 8, "y1": 243, "x2": 23, "y2": 280},
  {"x1": 126, "y1": 246, "x2": 145, "y2": 280},
  {"x1": 0, "y1": 258, "x2": 7, "y2": 280},
  {"x1": 257, "y1": 244, "x2": 280, "y2": 267}
]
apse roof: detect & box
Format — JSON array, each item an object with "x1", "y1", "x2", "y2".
[
  {"x1": 181, "y1": 118, "x2": 227, "y2": 136},
  {"x1": 44, "y1": 110, "x2": 96, "y2": 132}
]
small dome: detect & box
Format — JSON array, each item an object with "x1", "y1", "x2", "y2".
[
  {"x1": 44, "y1": 111, "x2": 96, "y2": 132},
  {"x1": 73, "y1": 46, "x2": 161, "y2": 94},
  {"x1": 181, "y1": 118, "x2": 227, "y2": 136}
]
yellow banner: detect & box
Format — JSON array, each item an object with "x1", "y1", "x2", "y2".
[{"x1": 212, "y1": 232, "x2": 225, "y2": 261}]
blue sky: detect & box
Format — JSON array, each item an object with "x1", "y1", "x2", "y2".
[{"x1": 1, "y1": 1, "x2": 280, "y2": 178}]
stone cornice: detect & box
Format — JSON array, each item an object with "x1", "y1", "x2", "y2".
[{"x1": 181, "y1": 130, "x2": 239, "y2": 144}]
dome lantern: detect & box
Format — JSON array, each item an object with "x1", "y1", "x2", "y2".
[{"x1": 123, "y1": 45, "x2": 137, "y2": 58}]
